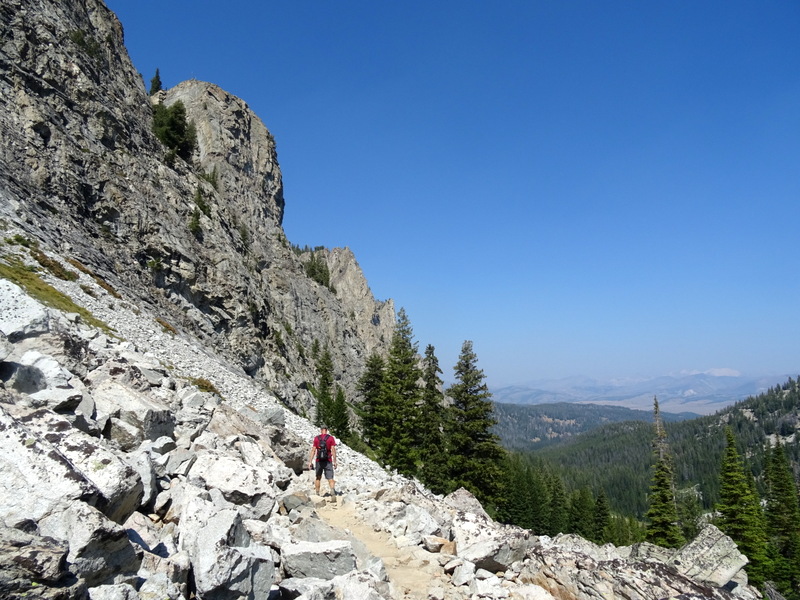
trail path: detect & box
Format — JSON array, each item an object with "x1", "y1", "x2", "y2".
[{"x1": 317, "y1": 499, "x2": 447, "y2": 600}]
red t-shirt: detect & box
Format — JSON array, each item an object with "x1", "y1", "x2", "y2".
[{"x1": 314, "y1": 434, "x2": 336, "y2": 461}]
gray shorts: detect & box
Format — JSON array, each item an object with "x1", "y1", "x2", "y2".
[{"x1": 315, "y1": 460, "x2": 334, "y2": 480}]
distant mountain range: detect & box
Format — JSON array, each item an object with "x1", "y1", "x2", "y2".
[{"x1": 490, "y1": 371, "x2": 795, "y2": 414}]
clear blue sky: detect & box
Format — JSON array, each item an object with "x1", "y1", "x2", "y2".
[{"x1": 106, "y1": 1, "x2": 800, "y2": 386}]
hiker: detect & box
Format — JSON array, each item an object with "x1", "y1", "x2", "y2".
[{"x1": 308, "y1": 425, "x2": 337, "y2": 502}]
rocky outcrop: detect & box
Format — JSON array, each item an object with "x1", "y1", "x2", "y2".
[{"x1": 0, "y1": 0, "x2": 393, "y2": 419}]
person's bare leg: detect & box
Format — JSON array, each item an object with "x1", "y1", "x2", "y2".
[{"x1": 328, "y1": 478, "x2": 336, "y2": 502}]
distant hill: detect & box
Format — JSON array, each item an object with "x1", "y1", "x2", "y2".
[
  {"x1": 491, "y1": 371, "x2": 793, "y2": 415},
  {"x1": 525, "y1": 378, "x2": 800, "y2": 518},
  {"x1": 492, "y1": 401, "x2": 696, "y2": 451}
]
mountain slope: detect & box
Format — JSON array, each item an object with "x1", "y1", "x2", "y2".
[
  {"x1": 492, "y1": 401, "x2": 696, "y2": 451},
  {"x1": 531, "y1": 380, "x2": 800, "y2": 517}
]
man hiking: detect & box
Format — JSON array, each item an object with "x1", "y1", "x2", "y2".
[{"x1": 308, "y1": 425, "x2": 337, "y2": 502}]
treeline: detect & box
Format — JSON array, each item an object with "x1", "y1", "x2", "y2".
[
  {"x1": 310, "y1": 309, "x2": 647, "y2": 545},
  {"x1": 352, "y1": 309, "x2": 506, "y2": 508}
]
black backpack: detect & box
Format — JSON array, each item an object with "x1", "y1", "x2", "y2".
[{"x1": 316, "y1": 434, "x2": 330, "y2": 461}]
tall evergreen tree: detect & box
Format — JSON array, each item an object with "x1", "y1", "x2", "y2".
[
  {"x1": 497, "y1": 454, "x2": 532, "y2": 528},
  {"x1": 358, "y1": 353, "x2": 386, "y2": 447},
  {"x1": 418, "y1": 344, "x2": 450, "y2": 493},
  {"x1": 497, "y1": 454, "x2": 551, "y2": 532},
  {"x1": 445, "y1": 340, "x2": 506, "y2": 510},
  {"x1": 764, "y1": 441, "x2": 800, "y2": 598},
  {"x1": 525, "y1": 462, "x2": 551, "y2": 533},
  {"x1": 593, "y1": 489, "x2": 612, "y2": 544},
  {"x1": 380, "y1": 308, "x2": 421, "y2": 476},
  {"x1": 645, "y1": 397, "x2": 685, "y2": 548},
  {"x1": 329, "y1": 386, "x2": 351, "y2": 440},
  {"x1": 569, "y1": 487, "x2": 596, "y2": 539},
  {"x1": 716, "y1": 427, "x2": 769, "y2": 587},
  {"x1": 149, "y1": 68, "x2": 162, "y2": 95},
  {"x1": 675, "y1": 486, "x2": 703, "y2": 542},
  {"x1": 545, "y1": 471, "x2": 570, "y2": 537}
]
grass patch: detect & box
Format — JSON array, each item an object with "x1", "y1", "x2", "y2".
[
  {"x1": 0, "y1": 256, "x2": 113, "y2": 333},
  {"x1": 155, "y1": 317, "x2": 177, "y2": 335},
  {"x1": 6, "y1": 235, "x2": 79, "y2": 281},
  {"x1": 31, "y1": 249, "x2": 78, "y2": 281},
  {"x1": 189, "y1": 377, "x2": 221, "y2": 396},
  {"x1": 66, "y1": 258, "x2": 122, "y2": 299}
]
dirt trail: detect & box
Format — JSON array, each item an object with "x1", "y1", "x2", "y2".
[{"x1": 317, "y1": 499, "x2": 446, "y2": 600}]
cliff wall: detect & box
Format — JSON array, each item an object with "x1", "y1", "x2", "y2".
[{"x1": 0, "y1": 0, "x2": 394, "y2": 416}]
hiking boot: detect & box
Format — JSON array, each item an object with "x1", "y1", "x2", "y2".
[{"x1": 329, "y1": 494, "x2": 337, "y2": 504}]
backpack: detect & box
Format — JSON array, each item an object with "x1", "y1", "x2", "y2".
[{"x1": 316, "y1": 434, "x2": 330, "y2": 461}]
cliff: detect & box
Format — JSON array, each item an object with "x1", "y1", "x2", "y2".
[
  {"x1": 0, "y1": 1, "x2": 763, "y2": 599},
  {"x1": 0, "y1": 0, "x2": 394, "y2": 417}
]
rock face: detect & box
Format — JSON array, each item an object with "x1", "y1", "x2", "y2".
[
  {"x1": 0, "y1": 0, "x2": 394, "y2": 417},
  {"x1": 0, "y1": 0, "x2": 764, "y2": 599}
]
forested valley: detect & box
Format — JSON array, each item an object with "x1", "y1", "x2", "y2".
[{"x1": 311, "y1": 308, "x2": 800, "y2": 599}]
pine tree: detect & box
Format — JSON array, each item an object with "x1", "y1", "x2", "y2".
[
  {"x1": 716, "y1": 427, "x2": 769, "y2": 587},
  {"x1": 358, "y1": 353, "x2": 386, "y2": 447},
  {"x1": 525, "y1": 462, "x2": 551, "y2": 534},
  {"x1": 380, "y1": 308, "x2": 421, "y2": 476},
  {"x1": 675, "y1": 486, "x2": 703, "y2": 541},
  {"x1": 329, "y1": 386, "x2": 351, "y2": 440},
  {"x1": 764, "y1": 441, "x2": 800, "y2": 598},
  {"x1": 445, "y1": 340, "x2": 506, "y2": 511},
  {"x1": 569, "y1": 487, "x2": 595, "y2": 539},
  {"x1": 149, "y1": 68, "x2": 162, "y2": 95},
  {"x1": 497, "y1": 454, "x2": 532, "y2": 528},
  {"x1": 593, "y1": 489, "x2": 612, "y2": 544},
  {"x1": 417, "y1": 344, "x2": 450, "y2": 493},
  {"x1": 545, "y1": 471, "x2": 570, "y2": 537},
  {"x1": 152, "y1": 100, "x2": 196, "y2": 161},
  {"x1": 645, "y1": 397, "x2": 685, "y2": 548}
]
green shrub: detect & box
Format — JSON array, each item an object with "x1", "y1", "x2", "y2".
[
  {"x1": 194, "y1": 187, "x2": 211, "y2": 217},
  {"x1": 189, "y1": 208, "x2": 202, "y2": 237},
  {"x1": 31, "y1": 249, "x2": 78, "y2": 281},
  {"x1": 5, "y1": 234, "x2": 35, "y2": 248},
  {"x1": 153, "y1": 101, "x2": 196, "y2": 162},
  {"x1": 304, "y1": 252, "x2": 335, "y2": 292},
  {"x1": 69, "y1": 30, "x2": 102, "y2": 58},
  {"x1": 189, "y1": 377, "x2": 220, "y2": 396},
  {"x1": 66, "y1": 258, "x2": 122, "y2": 299}
]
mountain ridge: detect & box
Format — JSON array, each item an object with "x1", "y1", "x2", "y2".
[{"x1": 491, "y1": 371, "x2": 791, "y2": 414}]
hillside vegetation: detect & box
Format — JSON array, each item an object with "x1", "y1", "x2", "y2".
[
  {"x1": 492, "y1": 401, "x2": 695, "y2": 451},
  {"x1": 530, "y1": 379, "x2": 800, "y2": 517}
]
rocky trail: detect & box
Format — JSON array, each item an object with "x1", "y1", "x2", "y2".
[{"x1": 317, "y1": 497, "x2": 442, "y2": 600}]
